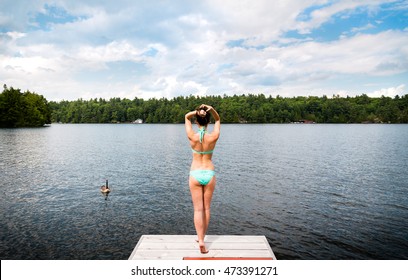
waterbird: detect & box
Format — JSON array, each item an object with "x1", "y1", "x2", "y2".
[{"x1": 100, "y1": 179, "x2": 111, "y2": 193}]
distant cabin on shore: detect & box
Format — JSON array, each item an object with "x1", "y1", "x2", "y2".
[
  {"x1": 291, "y1": 119, "x2": 316, "y2": 124},
  {"x1": 132, "y1": 119, "x2": 143, "y2": 124}
]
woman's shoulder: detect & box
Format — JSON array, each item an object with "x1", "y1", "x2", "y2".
[{"x1": 207, "y1": 130, "x2": 220, "y2": 141}]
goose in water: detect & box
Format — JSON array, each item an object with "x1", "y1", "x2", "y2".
[{"x1": 100, "y1": 179, "x2": 111, "y2": 194}]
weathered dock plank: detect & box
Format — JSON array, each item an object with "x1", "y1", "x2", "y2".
[{"x1": 129, "y1": 235, "x2": 276, "y2": 260}]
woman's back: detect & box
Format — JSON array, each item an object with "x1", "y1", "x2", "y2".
[{"x1": 189, "y1": 129, "x2": 218, "y2": 169}]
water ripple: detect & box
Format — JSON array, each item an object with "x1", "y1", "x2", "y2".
[{"x1": 1, "y1": 124, "x2": 407, "y2": 259}]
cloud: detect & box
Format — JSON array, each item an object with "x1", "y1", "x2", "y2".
[
  {"x1": 287, "y1": 30, "x2": 408, "y2": 76},
  {"x1": 368, "y1": 84, "x2": 406, "y2": 97},
  {"x1": 350, "y1": 23, "x2": 376, "y2": 34},
  {"x1": 204, "y1": 0, "x2": 315, "y2": 45},
  {"x1": 75, "y1": 41, "x2": 147, "y2": 70},
  {"x1": 294, "y1": 0, "x2": 392, "y2": 34},
  {"x1": 1, "y1": 0, "x2": 407, "y2": 101}
]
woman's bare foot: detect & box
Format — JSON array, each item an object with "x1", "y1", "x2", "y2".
[{"x1": 199, "y1": 244, "x2": 209, "y2": 254}]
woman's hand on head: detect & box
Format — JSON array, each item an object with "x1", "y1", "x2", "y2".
[
  {"x1": 205, "y1": 106, "x2": 213, "y2": 112},
  {"x1": 198, "y1": 104, "x2": 213, "y2": 112},
  {"x1": 197, "y1": 109, "x2": 207, "y2": 117}
]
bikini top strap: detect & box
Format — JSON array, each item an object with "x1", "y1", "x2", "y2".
[{"x1": 198, "y1": 127, "x2": 206, "y2": 143}]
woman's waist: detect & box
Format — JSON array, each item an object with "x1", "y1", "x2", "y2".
[{"x1": 190, "y1": 160, "x2": 214, "y2": 171}]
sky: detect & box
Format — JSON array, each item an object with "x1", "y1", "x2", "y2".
[{"x1": 0, "y1": 0, "x2": 407, "y2": 101}]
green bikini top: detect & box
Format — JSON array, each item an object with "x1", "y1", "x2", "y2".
[{"x1": 192, "y1": 127, "x2": 214, "y2": 154}]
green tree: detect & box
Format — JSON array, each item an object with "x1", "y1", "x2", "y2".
[
  {"x1": 0, "y1": 85, "x2": 51, "y2": 127},
  {"x1": 47, "y1": 92, "x2": 408, "y2": 124}
]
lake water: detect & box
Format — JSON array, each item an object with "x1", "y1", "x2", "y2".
[{"x1": 0, "y1": 124, "x2": 407, "y2": 260}]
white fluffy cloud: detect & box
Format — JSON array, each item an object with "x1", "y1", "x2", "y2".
[{"x1": 368, "y1": 84, "x2": 406, "y2": 97}]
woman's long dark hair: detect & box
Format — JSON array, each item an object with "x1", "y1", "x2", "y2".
[{"x1": 196, "y1": 105, "x2": 211, "y2": 126}]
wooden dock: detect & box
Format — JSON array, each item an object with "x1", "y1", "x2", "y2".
[{"x1": 129, "y1": 235, "x2": 276, "y2": 260}]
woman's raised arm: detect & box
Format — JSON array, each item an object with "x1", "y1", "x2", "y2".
[
  {"x1": 206, "y1": 106, "x2": 220, "y2": 138},
  {"x1": 185, "y1": 111, "x2": 196, "y2": 140}
]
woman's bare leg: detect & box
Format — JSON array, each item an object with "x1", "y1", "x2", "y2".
[
  {"x1": 190, "y1": 176, "x2": 215, "y2": 253},
  {"x1": 203, "y1": 176, "x2": 216, "y2": 237}
]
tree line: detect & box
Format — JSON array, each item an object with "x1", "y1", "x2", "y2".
[
  {"x1": 0, "y1": 85, "x2": 52, "y2": 128},
  {"x1": 50, "y1": 93, "x2": 408, "y2": 124},
  {"x1": 1, "y1": 84, "x2": 407, "y2": 126}
]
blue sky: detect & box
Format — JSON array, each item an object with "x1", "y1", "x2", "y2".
[{"x1": 0, "y1": 0, "x2": 407, "y2": 101}]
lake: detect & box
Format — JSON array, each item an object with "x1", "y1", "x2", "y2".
[{"x1": 0, "y1": 123, "x2": 407, "y2": 259}]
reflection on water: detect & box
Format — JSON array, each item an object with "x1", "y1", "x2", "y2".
[{"x1": 0, "y1": 124, "x2": 407, "y2": 259}]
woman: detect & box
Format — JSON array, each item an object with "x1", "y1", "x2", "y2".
[{"x1": 185, "y1": 104, "x2": 220, "y2": 254}]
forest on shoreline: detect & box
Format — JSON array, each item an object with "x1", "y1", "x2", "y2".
[
  {"x1": 1, "y1": 85, "x2": 408, "y2": 127},
  {"x1": 50, "y1": 93, "x2": 408, "y2": 124},
  {"x1": 0, "y1": 85, "x2": 52, "y2": 128}
]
